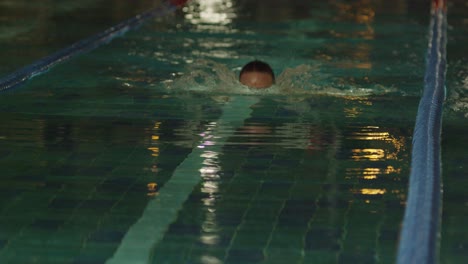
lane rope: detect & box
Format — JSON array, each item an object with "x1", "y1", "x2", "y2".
[
  {"x1": 0, "y1": 0, "x2": 189, "y2": 93},
  {"x1": 396, "y1": 0, "x2": 447, "y2": 263}
]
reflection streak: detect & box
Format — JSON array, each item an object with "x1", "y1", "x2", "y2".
[
  {"x1": 197, "y1": 123, "x2": 222, "y2": 254},
  {"x1": 183, "y1": 0, "x2": 237, "y2": 29}
]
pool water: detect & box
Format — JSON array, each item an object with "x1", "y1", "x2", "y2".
[{"x1": 0, "y1": 0, "x2": 467, "y2": 264}]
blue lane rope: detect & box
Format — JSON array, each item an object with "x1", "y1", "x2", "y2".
[
  {"x1": 0, "y1": 0, "x2": 189, "y2": 93},
  {"x1": 396, "y1": 0, "x2": 447, "y2": 263}
]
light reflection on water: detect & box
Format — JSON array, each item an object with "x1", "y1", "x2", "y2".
[
  {"x1": 136, "y1": 93, "x2": 411, "y2": 263},
  {"x1": 0, "y1": 0, "x2": 466, "y2": 263},
  {"x1": 183, "y1": 0, "x2": 237, "y2": 27},
  {"x1": 198, "y1": 133, "x2": 222, "y2": 261}
]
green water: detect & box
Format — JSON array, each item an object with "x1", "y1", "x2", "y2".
[{"x1": 0, "y1": 0, "x2": 467, "y2": 263}]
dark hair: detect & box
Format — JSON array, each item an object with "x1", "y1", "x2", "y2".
[{"x1": 239, "y1": 60, "x2": 275, "y2": 81}]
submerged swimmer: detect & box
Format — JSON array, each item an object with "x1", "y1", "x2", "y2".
[{"x1": 239, "y1": 60, "x2": 275, "y2": 89}]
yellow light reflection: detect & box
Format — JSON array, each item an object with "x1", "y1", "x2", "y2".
[
  {"x1": 147, "y1": 182, "x2": 159, "y2": 197},
  {"x1": 344, "y1": 107, "x2": 362, "y2": 118},
  {"x1": 341, "y1": 97, "x2": 375, "y2": 118},
  {"x1": 148, "y1": 121, "x2": 161, "y2": 157},
  {"x1": 358, "y1": 188, "x2": 386, "y2": 195},
  {"x1": 362, "y1": 167, "x2": 379, "y2": 179},
  {"x1": 347, "y1": 126, "x2": 407, "y2": 161},
  {"x1": 346, "y1": 165, "x2": 402, "y2": 181},
  {"x1": 148, "y1": 147, "x2": 160, "y2": 157},
  {"x1": 385, "y1": 165, "x2": 401, "y2": 174},
  {"x1": 350, "y1": 132, "x2": 390, "y2": 141},
  {"x1": 362, "y1": 168, "x2": 380, "y2": 174},
  {"x1": 332, "y1": 0, "x2": 375, "y2": 24},
  {"x1": 147, "y1": 121, "x2": 162, "y2": 196},
  {"x1": 334, "y1": 61, "x2": 373, "y2": 69},
  {"x1": 327, "y1": 0, "x2": 375, "y2": 70},
  {"x1": 351, "y1": 148, "x2": 385, "y2": 161},
  {"x1": 386, "y1": 136, "x2": 407, "y2": 160}
]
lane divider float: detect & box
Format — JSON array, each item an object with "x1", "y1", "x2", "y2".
[
  {"x1": 397, "y1": 0, "x2": 447, "y2": 263},
  {"x1": 0, "y1": 0, "x2": 189, "y2": 92}
]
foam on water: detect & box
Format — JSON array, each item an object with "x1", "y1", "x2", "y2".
[
  {"x1": 447, "y1": 66, "x2": 468, "y2": 118},
  {"x1": 162, "y1": 59, "x2": 468, "y2": 119},
  {"x1": 164, "y1": 59, "x2": 396, "y2": 98}
]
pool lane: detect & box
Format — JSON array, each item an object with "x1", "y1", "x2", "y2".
[
  {"x1": 106, "y1": 96, "x2": 258, "y2": 264},
  {"x1": 0, "y1": 0, "x2": 189, "y2": 92}
]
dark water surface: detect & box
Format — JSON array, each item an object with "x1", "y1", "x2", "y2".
[{"x1": 0, "y1": 0, "x2": 467, "y2": 263}]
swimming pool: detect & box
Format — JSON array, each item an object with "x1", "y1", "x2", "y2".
[{"x1": 0, "y1": 0, "x2": 467, "y2": 263}]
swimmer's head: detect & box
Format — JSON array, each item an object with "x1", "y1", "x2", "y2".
[{"x1": 239, "y1": 60, "x2": 275, "y2": 89}]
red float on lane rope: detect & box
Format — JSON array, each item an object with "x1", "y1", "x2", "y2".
[{"x1": 170, "y1": 0, "x2": 190, "y2": 7}]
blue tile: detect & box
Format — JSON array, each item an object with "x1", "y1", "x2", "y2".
[
  {"x1": 278, "y1": 199, "x2": 316, "y2": 225},
  {"x1": 167, "y1": 223, "x2": 200, "y2": 235},
  {"x1": 50, "y1": 165, "x2": 79, "y2": 175},
  {"x1": 0, "y1": 239, "x2": 6, "y2": 250},
  {"x1": 73, "y1": 255, "x2": 106, "y2": 264},
  {"x1": 80, "y1": 199, "x2": 115, "y2": 210},
  {"x1": 49, "y1": 198, "x2": 81, "y2": 210},
  {"x1": 305, "y1": 228, "x2": 342, "y2": 251},
  {"x1": 30, "y1": 219, "x2": 65, "y2": 231},
  {"x1": 89, "y1": 230, "x2": 124, "y2": 243},
  {"x1": 338, "y1": 251, "x2": 377, "y2": 264},
  {"x1": 0, "y1": 189, "x2": 23, "y2": 200},
  {"x1": 97, "y1": 177, "x2": 134, "y2": 192},
  {"x1": 226, "y1": 248, "x2": 265, "y2": 264},
  {"x1": 0, "y1": 150, "x2": 11, "y2": 159},
  {"x1": 80, "y1": 166, "x2": 114, "y2": 176}
]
